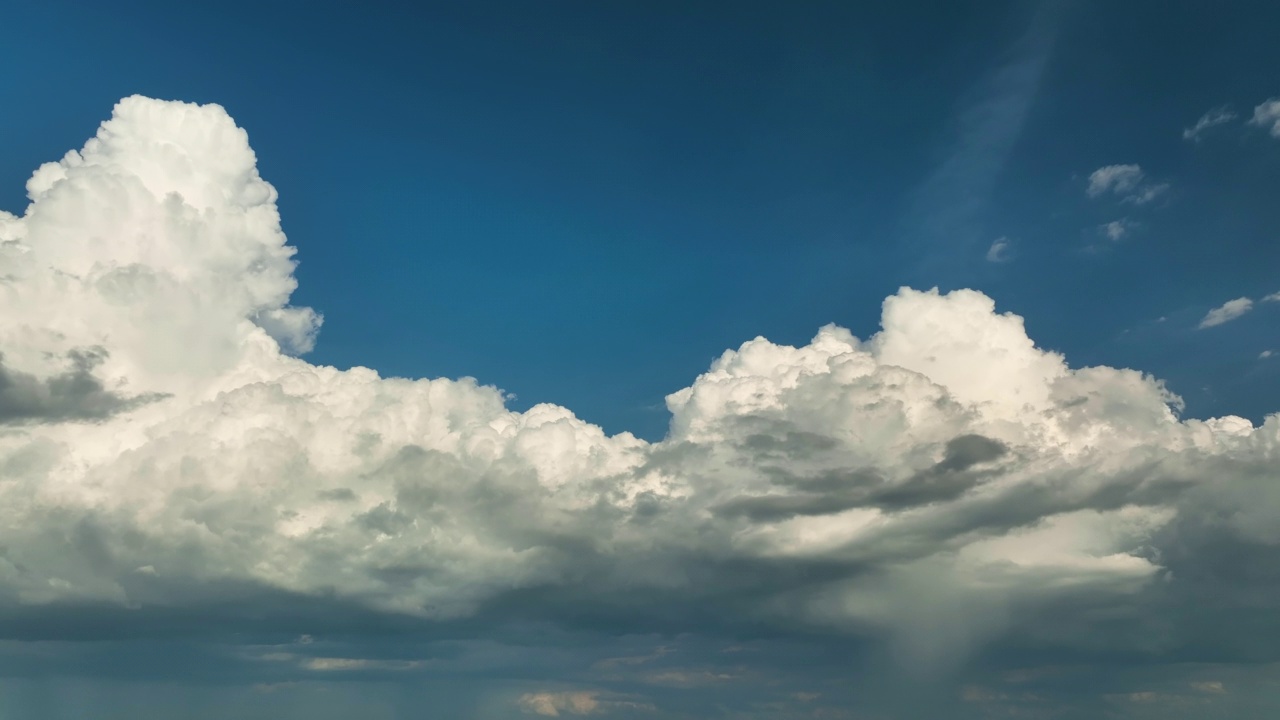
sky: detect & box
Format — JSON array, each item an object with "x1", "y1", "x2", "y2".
[{"x1": 1, "y1": 1, "x2": 1279, "y2": 718}]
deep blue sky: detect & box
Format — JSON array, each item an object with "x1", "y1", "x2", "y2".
[{"x1": 3, "y1": 0, "x2": 1278, "y2": 442}]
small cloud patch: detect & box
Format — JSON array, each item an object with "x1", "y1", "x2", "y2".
[
  {"x1": 1249, "y1": 98, "x2": 1280, "y2": 137},
  {"x1": 1183, "y1": 106, "x2": 1236, "y2": 141},
  {"x1": 1198, "y1": 298, "x2": 1254, "y2": 329},
  {"x1": 986, "y1": 237, "x2": 1012, "y2": 263},
  {"x1": 1086, "y1": 164, "x2": 1168, "y2": 205}
]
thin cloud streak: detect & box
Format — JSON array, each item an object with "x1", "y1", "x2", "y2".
[
  {"x1": 1198, "y1": 297, "x2": 1254, "y2": 328},
  {"x1": 1183, "y1": 106, "x2": 1237, "y2": 141},
  {"x1": 905, "y1": 2, "x2": 1061, "y2": 274}
]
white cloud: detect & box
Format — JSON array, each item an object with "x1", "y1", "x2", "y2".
[
  {"x1": 519, "y1": 691, "x2": 652, "y2": 716},
  {"x1": 1099, "y1": 219, "x2": 1133, "y2": 241},
  {"x1": 1198, "y1": 297, "x2": 1254, "y2": 328},
  {"x1": 1190, "y1": 680, "x2": 1226, "y2": 694},
  {"x1": 1086, "y1": 164, "x2": 1168, "y2": 205},
  {"x1": 1249, "y1": 98, "x2": 1280, "y2": 137},
  {"x1": 1126, "y1": 182, "x2": 1169, "y2": 205},
  {"x1": 4, "y1": 97, "x2": 1280, "y2": 678},
  {"x1": 1087, "y1": 164, "x2": 1143, "y2": 197},
  {"x1": 1264, "y1": 291, "x2": 1280, "y2": 303},
  {"x1": 985, "y1": 237, "x2": 1012, "y2": 263},
  {"x1": 519, "y1": 691, "x2": 602, "y2": 716},
  {"x1": 1183, "y1": 106, "x2": 1237, "y2": 141},
  {"x1": 302, "y1": 657, "x2": 421, "y2": 672},
  {"x1": 1261, "y1": 350, "x2": 1274, "y2": 360}
]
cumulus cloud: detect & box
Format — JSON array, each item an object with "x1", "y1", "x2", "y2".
[
  {"x1": 1086, "y1": 164, "x2": 1168, "y2": 204},
  {"x1": 985, "y1": 237, "x2": 1012, "y2": 263},
  {"x1": 1198, "y1": 297, "x2": 1254, "y2": 328},
  {"x1": 1183, "y1": 106, "x2": 1237, "y2": 141},
  {"x1": 1249, "y1": 98, "x2": 1280, "y2": 137},
  {"x1": 3, "y1": 98, "x2": 1280, "y2": 695},
  {"x1": 1100, "y1": 219, "x2": 1134, "y2": 241}
]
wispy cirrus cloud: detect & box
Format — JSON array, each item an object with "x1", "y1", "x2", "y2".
[
  {"x1": 1183, "y1": 106, "x2": 1237, "y2": 141},
  {"x1": 905, "y1": 4, "x2": 1060, "y2": 271},
  {"x1": 985, "y1": 237, "x2": 1013, "y2": 263}
]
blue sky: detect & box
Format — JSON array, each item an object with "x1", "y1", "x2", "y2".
[
  {"x1": 2, "y1": 2, "x2": 1280, "y2": 719},
  {"x1": 4, "y1": 1, "x2": 1277, "y2": 441}
]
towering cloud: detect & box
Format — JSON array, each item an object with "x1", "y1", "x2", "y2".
[{"x1": 1, "y1": 99, "x2": 1279, "y2": 690}]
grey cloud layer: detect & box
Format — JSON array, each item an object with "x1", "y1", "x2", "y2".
[
  {"x1": 1, "y1": 99, "x2": 1279, "y2": 702},
  {"x1": 0, "y1": 347, "x2": 164, "y2": 425}
]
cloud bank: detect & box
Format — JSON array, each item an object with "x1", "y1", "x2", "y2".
[{"x1": 3, "y1": 99, "x2": 1280, "y2": 712}]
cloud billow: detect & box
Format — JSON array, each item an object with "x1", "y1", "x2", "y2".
[{"x1": 1, "y1": 98, "x2": 1279, "y2": 704}]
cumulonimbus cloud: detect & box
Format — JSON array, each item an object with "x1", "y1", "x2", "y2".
[{"x1": 1, "y1": 98, "x2": 1278, "y2": 674}]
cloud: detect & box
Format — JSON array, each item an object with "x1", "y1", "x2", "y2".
[
  {"x1": 1249, "y1": 98, "x2": 1280, "y2": 137},
  {"x1": 1190, "y1": 681, "x2": 1225, "y2": 694},
  {"x1": 1198, "y1": 297, "x2": 1254, "y2": 328},
  {"x1": 1183, "y1": 107, "x2": 1237, "y2": 141},
  {"x1": 519, "y1": 691, "x2": 602, "y2": 716},
  {"x1": 1099, "y1": 219, "x2": 1134, "y2": 241},
  {"x1": 1087, "y1": 165, "x2": 1142, "y2": 197},
  {"x1": 1264, "y1": 291, "x2": 1280, "y2": 303},
  {"x1": 985, "y1": 237, "x2": 1012, "y2": 262},
  {"x1": 1086, "y1": 164, "x2": 1168, "y2": 204},
  {"x1": 4, "y1": 97, "x2": 1280, "y2": 706},
  {"x1": 301, "y1": 657, "x2": 422, "y2": 672},
  {"x1": 903, "y1": 4, "x2": 1059, "y2": 271},
  {"x1": 0, "y1": 347, "x2": 165, "y2": 425},
  {"x1": 518, "y1": 690, "x2": 653, "y2": 716}
]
